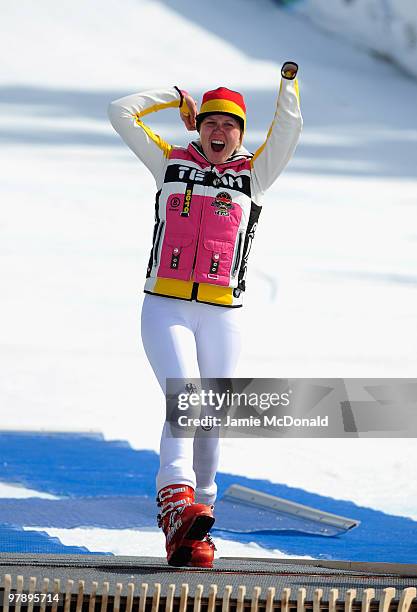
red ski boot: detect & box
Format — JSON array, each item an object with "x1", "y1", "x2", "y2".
[
  {"x1": 157, "y1": 484, "x2": 215, "y2": 567},
  {"x1": 181, "y1": 533, "x2": 216, "y2": 568}
]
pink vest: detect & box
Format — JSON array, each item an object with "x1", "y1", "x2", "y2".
[{"x1": 147, "y1": 142, "x2": 260, "y2": 300}]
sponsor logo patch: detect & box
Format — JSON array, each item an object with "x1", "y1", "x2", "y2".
[
  {"x1": 169, "y1": 196, "x2": 181, "y2": 210},
  {"x1": 211, "y1": 191, "x2": 234, "y2": 216}
]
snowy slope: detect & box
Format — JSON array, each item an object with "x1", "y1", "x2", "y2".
[
  {"x1": 1, "y1": 0, "x2": 417, "y2": 557},
  {"x1": 295, "y1": 0, "x2": 417, "y2": 78}
]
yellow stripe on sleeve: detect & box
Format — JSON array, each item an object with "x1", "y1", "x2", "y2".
[
  {"x1": 134, "y1": 118, "x2": 173, "y2": 158},
  {"x1": 294, "y1": 79, "x2": 300, "y2": 103},
  {"x1": 250, "y1": 78, "x2": 299, "y2": 168},
  {"x1": 250, "y1": 121, "x2": 274, "y2": 167},
  {"x1": 137, "y1": 99, "x2": 180, "y2": 119}
]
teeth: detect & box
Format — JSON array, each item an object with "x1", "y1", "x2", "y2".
[{"x1": 212, "y1": 140, "x2": 224, "y2": 145}]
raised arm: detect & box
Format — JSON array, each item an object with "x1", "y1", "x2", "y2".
[
  {"x1": 250, "y1": 62, "x2": 303, "y2": 198},
  {"x1": 108, "y1": 87, "x2": 191, "y2": 186}
]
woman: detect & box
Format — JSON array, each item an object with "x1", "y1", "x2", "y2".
[{"x1": 108, "y1": 62, "x2": 302, "y2": 567}]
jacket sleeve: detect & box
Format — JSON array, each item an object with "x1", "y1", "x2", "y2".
[
  {"x1": 108, "y1": 87, "x2": 184, "y2": 187},
  {"x1": 250, "y1": 76, "x2": 302, "y2": 198}
]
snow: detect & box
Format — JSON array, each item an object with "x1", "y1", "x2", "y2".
[
  {"x1": 0, "y1": 484, "x2": 59, "y2": 500},
  {"x1": 296, "y1": 0, "x2": 417, "y2": 79},
  {"x1": 1, "y1": 0, "x2": 416, "y2": 555},
  {"x1": 23, "y1": 527, "x2": 311, "y2": 559}
]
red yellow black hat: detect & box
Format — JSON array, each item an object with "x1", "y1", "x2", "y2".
[{"x1": 196, "y1": 87, "x2": 246, "y2": 132}]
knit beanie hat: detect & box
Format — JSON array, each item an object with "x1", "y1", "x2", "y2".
[{"x1": 196, "y1": 87, "x2": 246, "y2": 132}]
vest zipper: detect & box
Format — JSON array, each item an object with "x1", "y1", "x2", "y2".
[
  {"x1": 191, "y1": 165, "x2": 215, "y2": 276},
  {"x1": 188, "y1": 165, "x2": 216, "y2": 301},
  {"x1": 232, "y1": 231, "x2": 243, "y2": 277}
]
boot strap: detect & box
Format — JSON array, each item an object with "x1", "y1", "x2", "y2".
[
  {"x1": 159, "y1": 498, "x2": 189, "y2": 518},
  {"x1": 157, "y1": 486, "x2": 190, "y2": 504}
]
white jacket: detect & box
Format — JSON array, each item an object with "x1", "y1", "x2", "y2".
[{"x1": 108, "y1": 77, "x2": 302, "y2": 307}]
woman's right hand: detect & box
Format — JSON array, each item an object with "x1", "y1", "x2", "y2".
[{"x1": 180, "y1": 90, "x2": 198, "y2": 131}]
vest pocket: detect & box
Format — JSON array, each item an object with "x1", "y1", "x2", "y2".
[
  {"x1": 157, "y1": 233, "x2": 195, "y2": 280},
  {"x1": 194, "y1": 238, "x2": 235, "y2": 286}
]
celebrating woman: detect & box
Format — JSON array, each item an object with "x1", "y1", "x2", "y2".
[{"x1": 108, "y1": 61, "x2": 302, "y2": 567}]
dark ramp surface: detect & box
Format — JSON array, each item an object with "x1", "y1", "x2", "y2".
[{"x1": 0, "y1": 554, "x2": 416, "y2": 606}]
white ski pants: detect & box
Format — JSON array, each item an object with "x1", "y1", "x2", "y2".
[{"x1": 141, "y1": 293, "x2": 241, "y2": 505}]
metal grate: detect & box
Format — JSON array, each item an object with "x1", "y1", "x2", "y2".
[{"x1": 1, "y1": 574, "x2": 416, "y2": 612}]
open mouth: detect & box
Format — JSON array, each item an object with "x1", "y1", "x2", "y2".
[{"x1": 211, "y1": 139, "x2": 225, "y2": 153}]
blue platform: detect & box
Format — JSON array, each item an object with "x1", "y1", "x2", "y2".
[{"x1": 0, "y1": 432, "x2": 416, "y2": 562}]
